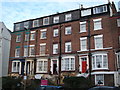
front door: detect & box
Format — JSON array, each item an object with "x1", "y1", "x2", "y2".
[
  {"x1": 25, "y1": 61, "x2": 34, "y2": 75},
  {"x1": 81, "y1": 57, "x2": 87, "y2": 73},
  {"x1": 53, "y1": 60, "x2": 57, "y2": 74}
]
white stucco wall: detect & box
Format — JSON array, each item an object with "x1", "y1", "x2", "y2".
[{"x1": 0, "y1": 22, "x2": 11, "y2": 77}]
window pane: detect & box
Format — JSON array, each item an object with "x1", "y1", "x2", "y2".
[
  {"x1": 29, "y1": 47, "x2": 35, "y2": 56},
  {"x1": 94, "y1": 20, "x2": 102, "y2": 30},
  {"x1": 65, "y1": 42, "x2": 71, "y2": 52},
  {"x1": 25, "y1": 34, "x2": 29, "y2": 41},
  {"x1": 53, "y1": 16, "x2": 59, "y2": 23},
  {"x1": 80, "y1": 23, "x2": 86, "y2": 32},
  {"x1": 53, "y1": 44, "x2": 58, "y2": 54},
  {"x1": 103, "y1": 55, "x2": 108, "y2": 68},
  {"x1": 43, "y1": 17, "x2": 49, "y2": 25},
  {"x1": 96, "y1": 74, "x2": 104, "y2": 85},
  {"x1": 95, "y1": 36, "x2": 103, "y2": 49},
  {"x1": 65, "y1": 26, "x2": 71, "y2": 35},
  {"x1": 80, "y1": 39, "x2": 87, "y2": 51},
  {"x1": 41, "y1": 31, "x2": 46, "y2": 39},
  {"x1": 96, "y1": 55, "x2": 102, "y2": 68},
  {"x1": 40, "y1": 45, "x2": 46, "y2": 55},
  {"x1": 65, "y1": 14, "x2": 71, "y2": 21},
  {"x1": 53, "y1": 29, "x2": 58, "y2": 37},
  {"x1": 30, "y1": 33, "x2": 35, "y2": 40},
  {"x1": 16, "y1": 35, "x2": 21, "y2": 42},
  {"x1": 33, "y1": 20, "x2": 39, "y2": 27}
]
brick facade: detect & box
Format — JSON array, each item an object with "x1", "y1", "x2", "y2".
[{"x1": 9, "y1": 2, "x2": 120, "y2": 86}]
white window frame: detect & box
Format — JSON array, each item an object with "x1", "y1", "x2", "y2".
[
  {"x1": 94, "y1": 35, "x2": 103, "y2": 49},
  {"x1": 53, "y1": 44, "x2": 58, "y2": 54},
  {"x1": 15, "y1": 24, "x2": 20, "y2": 31},
  {"x1": 93, "y1": 18, "x2": 102, "y2": 30},
  {"x1": 24, "y1": 47, "x2": 28, "y2": 57},
  {"x1": 53, "y1": 28, "x2": 59, "y2": 37},
  {"x1": 12, "y1": 61, "x2": 21, "y2": 73},
  {"x1": 43, "y1": 17, "x2": 49, "y2": 25},
  {"x1": 24, "y1": 21, "x2": 29, "y2": 29},
  {"x1": 95, "y1": 74, "x2": 104, "y2": 85},
  {"x1": 93, "y1": 5, "x2": 107, "y2": 14},
  {"x1": 29, "y1": 45, "x2": 35, "y2": 56},
  {"x1": 81, "y1": 9, "x2": 91, "y2": 17},
  {"x1": 65, "y1": 42, "x2": 72, "y2": 53},
  {"x1": 40, "y1": 29, "x2": 47, "y2": 39},
  {"x1": 25, "y1": 33, "x2": 29, "y2": 41},
  {"x1": 36, "y1": 59, "x2": 48, "y2": 73},
  {"x1": 33, "y1": 20, "x2": 39, "y2": 27},
  {"x1": 65, "y1": 26, "x2": 72, "y2": 35},
  {"x1": 80, "y1": 37, "x2": 87, "y2": 51},
  {"x1": 53, "y1": 16, "x2": 59, "y2": 23},
  {"x1": 92, "y1": 53, "x2": 108, "y2": 70},
  {"x1": 65, "y1": 14, "x2": 72, "y2": 21},
  {"x1": 16, "y1": 35, "x2": 21, "y2": 42},
  {"x1": 117, "y1": 52, "x2": 120, "y2": 68},
  {"x1": 15, "y1": 48, "x2": 20, "y2": 57},
  {"x1": 30, "y1": 31, "x2": 35, "y2": 40},
  {"x1": 61, "y1": 56, "x2": 75, "y2": 71},
  {"x1": 40, "y1": 43, "x2": 46, "y2": 56},
  {"x1": 117, "y1": 18, "x2": 120, "y2": 27},
  {"x1": 80, "y1": 21, "x2": 86, "y2": 33}
]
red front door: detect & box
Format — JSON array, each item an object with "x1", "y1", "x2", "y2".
[{"x1": 81, "y1": 57, "x2": 87, "y2": 73}]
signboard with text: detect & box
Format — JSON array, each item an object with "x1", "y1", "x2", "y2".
[{"x1": 41, "y1": 80, "x2": 48, "y2": 86}]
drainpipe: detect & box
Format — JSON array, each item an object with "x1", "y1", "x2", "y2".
[
  {"x1": 87, "y1": 18, "x2": 92, "y2": 83},
  {"x1": 58, "y1": 24, "x2": 62, "y2": 85}
]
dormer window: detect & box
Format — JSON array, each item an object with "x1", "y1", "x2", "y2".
[
  {"x1": 81, "y1": 9, "x2": 91, "y2": 16},
  {"x1": 93, "y1": 5, "x2": 107, "y2": 14},
  {"x1": 65, "y1": 14, "x2": 72, "y2": 21},
  {"x1": 33, "y1": 20, "x2": 39, "y2": 27},
  {"x1": 15, "y1": 24, "x2": 20, "y2": 31},
  {"x1": 24, "y1": 21, "x2": 29, "y2": 29},
  {"x1": 53, "y1": 16, "x2": 59, "y2": 23},
  {"x1": 43, "y1": 17, "x2": 49, "y2": 25}
]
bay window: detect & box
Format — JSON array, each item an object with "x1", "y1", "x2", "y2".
[{"x1": 92, "y1": 53, "x2": 108, "y2": 70}]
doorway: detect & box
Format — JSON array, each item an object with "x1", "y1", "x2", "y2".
[{"x1": 52, "y1": 60, "x2": 57, "y2": 74}]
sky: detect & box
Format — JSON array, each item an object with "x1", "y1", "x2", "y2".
[{"x1": 0, "y1": 0, "x2": 119, "y2": 32}]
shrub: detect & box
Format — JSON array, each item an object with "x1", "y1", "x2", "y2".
[
  {"x1": 2, "y1": 76, "x2": 22, "y2": 90},
  {"x1": 63, "y1": 76, "x2": 92, "y2": 89}
]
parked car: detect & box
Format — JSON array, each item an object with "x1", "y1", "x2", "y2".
[
  {"x1": 88, "y1": 86, "x2": 120, "y2": 90},
  {"x1": 36, "y1": 85, "x2": 64, "y2": 90}
]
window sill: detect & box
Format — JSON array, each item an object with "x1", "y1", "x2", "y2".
[
  {"x1": 94, "y1": 28, "x2": 102, "y2": 30},
  {"x1": 16, "y1": 41, "x2": 21, "y2": 43},
  {"x1": 15, "y1": 56, "x2": 20, "y2": 58},
  {"x1": 53, "y1": 36, "x2": 58, "y2": 38},
  {"x1": 40, "y1": 38, "x2": 47, "y2": 40},
  {"x1": 92, "y1": 68, "x2": 109, "y2": 70},
  {"x1": 36, "y1": 71, "x2": 47, "y2": 73},
  {"x1": 65, "y1": 51, "x2": 71, "y2": 53},
  {"x1": 30, "y1": 39, "x2": 35, "y2": 41},
  {"x1": 61, "y1": 70, "x2": 75, "y2": 72},
  {"x1": 79, "y1": 31, "x2": 86, "y2": 33}
]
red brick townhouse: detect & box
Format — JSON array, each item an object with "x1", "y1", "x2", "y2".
[
  {"x1": 9, "y1": 2, "x2": 120, "y2": 86},
  {"x1": 112, "y1": 11, "x2": 120, "y2": 86}
]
